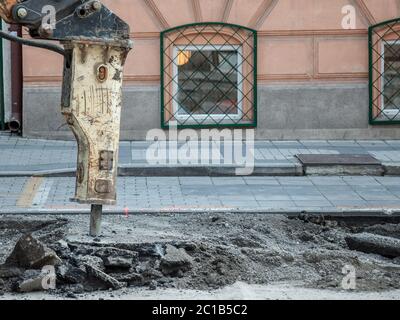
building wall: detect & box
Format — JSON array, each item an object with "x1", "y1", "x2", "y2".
[{"x1": 22, "y1": 0, "x2": 400, "y2": 140}]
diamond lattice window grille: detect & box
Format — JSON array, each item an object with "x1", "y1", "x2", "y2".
[
  {"x1": 161, "y1": 23, "x2": 257, "y2": 128},
  {"x1": 369, "y1": 18, "x2": 400, "y2": 124}
]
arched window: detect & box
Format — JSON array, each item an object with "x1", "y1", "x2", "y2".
[
  {"x1": 161, "y1": 23, "x2": 257, "y2": 128},
  {"x1": 370, "y1": 18, "x2": 400, "y2": 124}
]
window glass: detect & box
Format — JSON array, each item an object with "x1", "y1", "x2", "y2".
[
  {"x1": 175, "y1": 47, "x2": 241, "y2": 118},
  {"x1": 383, "y1": 42, "x2": 400, "y2": 113}
]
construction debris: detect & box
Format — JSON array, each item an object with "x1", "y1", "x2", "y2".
[
  {"x1": 85, "y1": 264, "x2": 126, "y2": 290},
  {"x1": 160, "y1": 245, "x2": 194, "y2": 276},
  {"x1": 0, "y1": 214, "x2": 400, "y2": 297},
  {"x1": 18, "y1": 270, "x2": 53, "y2": 293},
  {"x1": 0, "y1": 266, "x2": 23, "y2": 279},
  {"x1": 346, "y1": 233, "x2": 400, "y2": 258},
  {"x1": 57, "y1": 264, "x2": 86, "y2": 285},
  {"x1": 104, "y1": 256, "x2": 133, "y2": 269},
  {"x1": 5, "y1": 234, "x2": 62, "y2": 269}
]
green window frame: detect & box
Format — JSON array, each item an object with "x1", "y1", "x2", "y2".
[
  {"x1": 369, "y1": 18, "x2": 400, "y2": 125},
  {"x1": 160, "y1": 22, "x2": 257, "y2": 129}
]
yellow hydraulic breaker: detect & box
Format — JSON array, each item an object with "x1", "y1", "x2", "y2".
[{"x1": 0, "y1": 0, "x2": 132, "y2": 236}]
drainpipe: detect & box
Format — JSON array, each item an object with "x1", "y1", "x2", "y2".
[{"x1": 9, "y1": 24, "x2": 22, "y2": 133}]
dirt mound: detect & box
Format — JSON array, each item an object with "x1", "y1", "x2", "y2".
[{"x1": 0, "y1": 214, "x2": 400, "y2": 297}]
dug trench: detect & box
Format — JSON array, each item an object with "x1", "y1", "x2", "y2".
[{"x1": 0, "y1": 213, "x2": 400, "y2": 298}]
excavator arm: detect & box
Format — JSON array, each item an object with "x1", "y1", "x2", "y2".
[{"x1": 0, "y1": 0, "x2": 132, "y2": 236}]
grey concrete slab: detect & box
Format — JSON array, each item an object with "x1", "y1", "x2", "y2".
[
  {"x1": 342, "y1": 176, "x2": 382, "y2": 186},
  {"x1": 2, "y1": 137, "x2": 400, "y2": 177},
  {"x1": 366, "y1": 200, "x2": 400, "y2": 208},
  {"x1": 328, "y1": 140, "x2": 358, "y2": 147},
  {"x1": 2, "y1": 176, "x2": 399, "y2": 214},
  {"x1": 293, "y1": 200, "x2": 334, "y2": 207},
  {"x1": 179, "y1": 177, "x2": 213, "y2": 185},
  {"x1": 211, "y1": 186, "x2": 254, "y2": 196},
  {"x1": 272, "y1": 141, "x2": 303, "y2": 148},
  {"x1": 212, "y1": 177, "x2": 247, "y2": 185},
  {"x1": 256, "y1": 200, "x2": 297, "y2": 208},
  {"x1": 322, "y1": 191, "x2": 364, "y2": 201},
  {"x1": 277, "y1": 177, "x2": 314, "y2": 186},
  {"x1": 355, "y1": 192, "x2": 399, "y2": 201},
  {"x1": 384, "y1": 188, "x2": 400, "y2": 197},
  {"x1": 330, "y1": 200, "x2": 368, "y2": 208},
  {"x1": 220, "y1": 200, "x2": 259, "y2": 207},
  {"x1": 385, "y1": 140, "x2": 400, "y2": 147},
  {"x1": 357, "y1": 140, "x2": 390, "y2": 147},
  {"x1": 243, "y1": 177, "x2": 280, "y2": 185},
  {"x1": 299, "y1": 140, "x2": 330, "y2": 147},
  {"x1": 290, "y1": 195, "x2": 327, "y2": 201},
  {"x1": 254, "y1": 194, "x2": 292, "y2": 201},
  {"x1": 284, "y1": 186, "x2": 322, "y2": 194},
  {"x1": 309, "y1": 177, "x2": 347, "y2": 186}
]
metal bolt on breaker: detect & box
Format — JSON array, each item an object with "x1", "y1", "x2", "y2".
[{"x1": 0, "y1": 0, "x2": 132, "y2": 237}]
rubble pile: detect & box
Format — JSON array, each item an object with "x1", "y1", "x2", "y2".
[
  {"x1": 0, "y1": 214, "x2": 400, "y2": 297},
  {"x1": 0, "y1": 235, "x2": 200, "y2": 295}
]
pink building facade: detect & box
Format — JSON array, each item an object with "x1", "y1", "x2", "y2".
[{"x1": 15, "y1": 0, "x2": 400, "y2": 139}]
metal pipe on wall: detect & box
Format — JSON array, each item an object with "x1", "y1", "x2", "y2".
[{"x1": 9, "y1": 23, "x2": 22, "y2": 133}]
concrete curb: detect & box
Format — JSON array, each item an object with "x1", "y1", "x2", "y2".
[
  {"x1": 383, "y1": 163, "x2": 400, "y2": 176},
  {"x1": 119, "y1": 163, "x2": 304, "y2": 177},
  {"x1": 0, "y1": 164, "x2": 303, "y2": 177},
  {"x1": 0, "y1": 168, "x2": 76, "y2": 177},
  {"x1": 0, "y1": 163, "x2": 400, "y2": 177},
  {"x1": 1, "y1": 207, "x2": 400, "y2": 217}
]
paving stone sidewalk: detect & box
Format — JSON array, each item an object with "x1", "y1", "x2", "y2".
[
  {"x1": 2, "y1": 176, "x2": 400, "y2": 214},
  {"x1": 1, "y1": 134, "x2": 400, "y2": 174}
]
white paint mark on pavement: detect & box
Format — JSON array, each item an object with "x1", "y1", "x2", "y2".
[{"x1": 32, "y1": 179, "x2": 54, "y2": 207}]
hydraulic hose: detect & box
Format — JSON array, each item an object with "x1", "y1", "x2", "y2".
[{"x1": 0, "y1": 30, "x2": 66, "y2": 56}]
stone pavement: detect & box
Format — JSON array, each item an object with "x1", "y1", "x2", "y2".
[
  {"x1": 2, "y1": 176, "x2": 400, "y2": 214},
  {"x1": 2, "y1": 134, "x2": 400, "y2": 214},
  {"x1": 2, "y1": 134, "x2": 400, "y2": 175}
]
